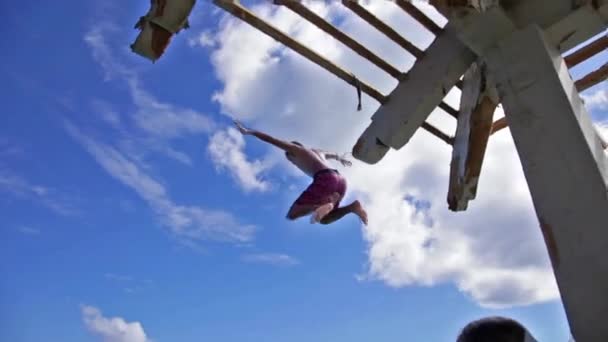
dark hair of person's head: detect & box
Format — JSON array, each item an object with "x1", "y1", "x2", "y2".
[{"x1": 456, "y1": 316, "x2": 529, "y2": 342}]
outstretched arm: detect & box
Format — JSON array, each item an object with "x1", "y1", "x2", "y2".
[{"x1": 234, "y1": 120, "x2": 297, "y2": 152}]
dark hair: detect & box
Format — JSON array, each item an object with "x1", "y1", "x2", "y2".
[
  {"x1": 291, "y1": 141, "x2": 303, "y2": 147},
  {"x1": 457, "y1": 317, "x2": 530, "y2": 342}
]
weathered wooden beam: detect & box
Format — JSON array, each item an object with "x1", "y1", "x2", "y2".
[
  {"x1": 341, "y1": 0, "x2": 424, "y2": 59},
  {"x1": 490, "y1": 117, "x2": 508, "y2": 135},
  {"x1": 274, "y1": 0, "x2": 403, "y2": 79},
  {"x1": 421, "y1": 122, "x2": 454, "y2": 145},
  {"x1": 394, "y1": 0, "x2": 443, "y2": 35},
  {"x1": 544, "y1": 0, "x2": 608, "y2": 52},
  {"x1": 429, "y1": 0, "x2": 469, "y2": 8},
  {"x1": 429, "y1": 0, "x2": 498, "y2": 17},
  {"x1": 447, "y1": 61, "x2": 498, "y2": 211},
  {"x1": 564, "y1": 34, "x2": 608, "y2": 68},
  {"x1": 491, "y1": 56, "x2": 606, "y2": 135},
  {"x1": 575, "y1": 62, "x2": 608, "y2": 92},
  {"x1": 443, "y1": 0, "x2": 608, "y2": 57},
  {"x1": 353, "y1": 24, "x2": 475, "y2": 164},
  {"x1": 212, "y1": 0, "x2": 386, "y2": 103},
  {"x1": 439, "y1": 102, "x2": 459, "y2": 119},
  {"x1": 485, "y1": 25, "x2": 608, "y2": 342}
]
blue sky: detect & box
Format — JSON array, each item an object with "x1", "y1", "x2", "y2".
[{"x1": 1, "y1": 1, "x2": 606, "y2": 341}]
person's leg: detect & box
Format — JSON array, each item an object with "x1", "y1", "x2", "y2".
[
  {"x1": 319, "y1": 200, "x2": 368, "y2": 225},
  {"x1": 287, "y1": 173, "x2": 340, "y2": 221},
  {"x1": 310, "y1": 193, "x2": 340, "y2": 223},
  {"x1": 288, "y1": 192, "x2": 340, "y2": 221},
  {"x1": 315, "y1": 173, "x2": 368, "y2": 225},
  {"x1": 286, "y1": 203, "x2": 318, "y2": 220}
]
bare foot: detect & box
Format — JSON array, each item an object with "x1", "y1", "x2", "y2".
[
  {"x1": 310, "y1": 202, "x2": 334, "y2": 224},
  {"x1": 352, "y1": 200, "x2": 368, "y2": 225}
]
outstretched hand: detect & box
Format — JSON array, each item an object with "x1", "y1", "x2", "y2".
[
  {"x1": 324, "y1": 151, "x2": 353, "y2": 167},
  {"x1": 233, "y1": 120, "x2": 253, "y2": 135},
  {"x1": 339, "y1": 158, "x2": 352, "y2": 167}
]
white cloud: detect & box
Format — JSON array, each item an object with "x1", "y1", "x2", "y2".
[
  {"x1": 582, "y1": 86, "x2": 608, "y2": 111},
  {"x1": 596, "y1": 121, "x2": 608, "y2": 134},
  {"x1": 595, "y1": 121, "x2": 608, "y2": 152},
  {"x1": 204, "y1": 1, "x2": 561, "y2": 307},
  {"x1": 81, "y1": 305, "x2": 150, "y2": 342},
  {"x1": 0, "y1": 139, "x2": 24, "y2": 157},
  {"x1": 65, "y1": 122, "x2": 256, "y2": 244},
  {"x1": 188, "y1": 30, "x2": 216, "y2": 48},
  {"x1": 0, "y1": 172, "x2": 46, "y2": 196},
  {"x1": 83, "y1": 25, "x2": 134, "y2": 81},
  {"x1": 104, "y1": 273, "x2": 154, "y2": 294},
  {"x1": 79, "y1": 23, "x2": 259, "y2": 247},
  {"x1": 83, "y1": 26, "x2": 214, "y2": 166},
  {"x1": 127, "y1": 78, "x2": 214, "y2": 139},
  {"x1": 0, "y1": 170, "x2": 76, "y2": 216},
  {"x1": 17, "y1": 226, "x2": 41, "y2": 235},
  {"x1": 91, "y1": 99, "x2": 122, "y2": 129},
  {"x1": 242, "y1": 253, "x2": 299, "y2": 267},
  {"x1": 104, "y1": 273, "x2": 133, "y2": 282},
  {"x1": 208, "y1": 127, "x2": 270, "y2": 192}
]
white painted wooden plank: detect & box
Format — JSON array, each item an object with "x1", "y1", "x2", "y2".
[
  {"x1": 447, "y1": 6, "x2": 515, "y2": 56},
  {"x1": 485, "y1": 24, "x2": 608, "y2": 342},
  {"x1": 453, "y1": 63, "x2": 482, "y2": 182},
  {"x1": 448, "y1": 61, "x2": 497, "y2": 211},
  {"x1": 352, "y1": 25, "x2": 475, "y2": 164},
  {"x1": 544, "y1": 2, "x2": 608, "y2": 52}
]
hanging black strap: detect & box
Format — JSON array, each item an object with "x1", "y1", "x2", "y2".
[{"x1": 352, "y1": 75, "x2": 362, "y2": 111}]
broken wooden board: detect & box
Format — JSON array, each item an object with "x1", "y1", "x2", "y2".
[
  {"x1": 353, "y1": 24, "x2": 476, "y2": 164},
  {"x1": 447, "y1": 61, "x2": 498, "y2": 211},
  {"x1": 131, "y1": 0, "x2": 196, "y2": 62}
]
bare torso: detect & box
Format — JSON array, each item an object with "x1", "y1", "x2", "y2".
[{"x1": 287, "y1": 148, "x2": 331, "y2": 177}]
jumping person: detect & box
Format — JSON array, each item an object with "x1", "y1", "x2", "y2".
[{"x1": 233, "y1": 121, "x2": 368, "y2": 225}]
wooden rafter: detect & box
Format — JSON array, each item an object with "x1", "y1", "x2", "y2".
[
  {"x1": 564, "y1": 34, "x2": 608, "y2": 68},
  {"x1": 422, "y1": 122, "x2": 454, "y2": 145},
  {"x1": 395, "y1": 0, "x2": 442, "y2": 35},
  {"x1": 339, "y1": 0, "x2": 460, "y2": 119},
  {"x1": 341, "y1": 0, "x2": 424, "y2": 59},
  {"x1": 212, "y1": 0, "x2": 386, "y2": 103},
  {"x1": 274, "y1": 0, "x2": 403, "y2": 79},
  {"x1": 439, "y1": 102, "x2": 459, "y2": 119},
  {"x1": 575, "y1": 62, "x2": 608, "y2": 92},
  {"x1": 214, "y1": 0, "x2": 453, "y2": 145},
  {"x1": 490, "y1": 116, "x2": 508, "y2": 134}
]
